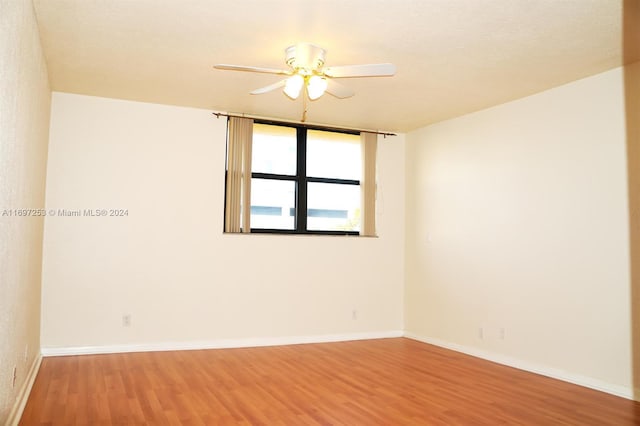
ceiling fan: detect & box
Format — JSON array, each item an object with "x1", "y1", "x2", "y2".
[{"x1": 214, "y1": 43, "x2": 396, "y2": 101}]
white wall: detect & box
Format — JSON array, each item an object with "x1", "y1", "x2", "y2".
[
  {"x1": 405, "y1": 67, "x2": 632, "y2": 396},
  {"x1": 41, "y1": 93, "x2": 405, "y2": 350},
  {"x1": 0, "y1": 0, "x2": 51, "y2": 423}
]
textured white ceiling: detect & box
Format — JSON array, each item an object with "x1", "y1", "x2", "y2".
[{"x1": 33, "y1": 0, "x2": 625, "y2": 132}]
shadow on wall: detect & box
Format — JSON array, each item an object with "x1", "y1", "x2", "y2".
[{"x1": 624, "y1": 0, "x2": 640, "y2": 402}]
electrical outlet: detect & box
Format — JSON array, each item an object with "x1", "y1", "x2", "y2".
[
  {"x1": 499, "y1": 328, "x2": 505, "y2": 340},
  {"x1": 24, "y1": 344, "x2": 28, "y2": 361},
  {"x1": 478, "y1": 327, "x2": 484, "y2": 340},
  {"x1": 352, "y1": 309, "x2": 358, "y2": 320},
  {"x1": 12, "y1": 366, "x2": 16, "y2": 388},
  {"x1": 122, "y1": 314, "x2": 131, "y2": 327}
]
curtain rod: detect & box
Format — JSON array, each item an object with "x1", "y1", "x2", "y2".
[{"x1": 211, "y1": 111, "x2": 397, "y2": 138}]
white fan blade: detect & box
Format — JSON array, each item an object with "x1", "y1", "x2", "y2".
[
  {"x1": 325, "y1": 79, "x2": 355, "y2": 99},
  {"x1": 250, "y1": 79, "x2": 287, "y2": 95},
  {"x1": 323, "y1": 63, "x2": 396, "y2": 78},
  {"x1": 214, "y1": 64, "x2": 291, "y2": 75}
]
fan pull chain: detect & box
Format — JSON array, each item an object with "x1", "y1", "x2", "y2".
[{"x1": 301, "y1": 92, "x2": 308, "y2": 122}]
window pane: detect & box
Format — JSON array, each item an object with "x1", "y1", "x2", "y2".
[
  {"x1": 307, "y1": 182, "x2": 361, "y2": 232},
  {"x1": 252, "y1": 124, "x2": 297, "y2": 175},
  {"x1": 307, "y1": 130, "x2": 361, "y2": 180},
  {"x1": 250, "y1": 178, "x2": 295, "y2": 230}
]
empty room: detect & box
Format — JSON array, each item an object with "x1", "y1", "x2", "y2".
[{"x1": 2, "y1": 0, "x2": 639, "y2": 424}]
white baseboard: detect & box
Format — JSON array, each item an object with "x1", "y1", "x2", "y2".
[
  {"x1": 6, "y1": 353, "x2": 42, "y2": 426},
  {"x1": 404, "y1": 332, "x2": 634, "y2": 400},
  {"x1": 41, "y1": 330, "x2": 404, "y2": 357}
]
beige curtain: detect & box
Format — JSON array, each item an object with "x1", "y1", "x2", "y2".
[
  {"x1": 224, "y1": 117, "x2": 253, "y2": 233},
  {"x1": 360, "y1": 132, "x2": 377, "y2": 236}
]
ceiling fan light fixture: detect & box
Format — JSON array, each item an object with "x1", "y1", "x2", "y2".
[
  {"x1": 283, "y1": 74, "x2": 304, "y2": 99},
  {"x1": 215, "y1": 43, "x2": 396, "y2": 103},
  {"x1": 307, "y1": 75, "x2": 328, "y2": 100}
]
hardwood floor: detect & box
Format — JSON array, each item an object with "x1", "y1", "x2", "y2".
[{"x1": 19, "y1": 338, "x2": 640, "y2": 425}]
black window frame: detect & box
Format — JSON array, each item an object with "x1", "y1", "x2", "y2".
[{"x1": 243, "y1": 119, "x2": 361, "y2": 236}]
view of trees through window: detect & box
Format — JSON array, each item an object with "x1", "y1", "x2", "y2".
[{"x1": 250, "y1": 122, "x2": 361, "y2": 234}]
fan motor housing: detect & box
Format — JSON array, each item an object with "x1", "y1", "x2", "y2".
[{"x1": 286, "y1": 43, "x2": 326, "y2": 73}]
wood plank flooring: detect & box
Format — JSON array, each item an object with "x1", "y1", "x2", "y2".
[{"x1": 19, "y1": 338, "x2": 640, "y2": 425}]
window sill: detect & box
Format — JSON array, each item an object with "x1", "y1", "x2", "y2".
[{"x1": 223, "y1": 231, "x2": 378, "y2": 238}]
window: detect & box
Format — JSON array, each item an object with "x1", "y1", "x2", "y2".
[
  {"x1": 224, "y1": 117, "x2": 377, "y2": 236},
  {"x1": 250, "y1": 122, "x2": 361, "y2": 234}
]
